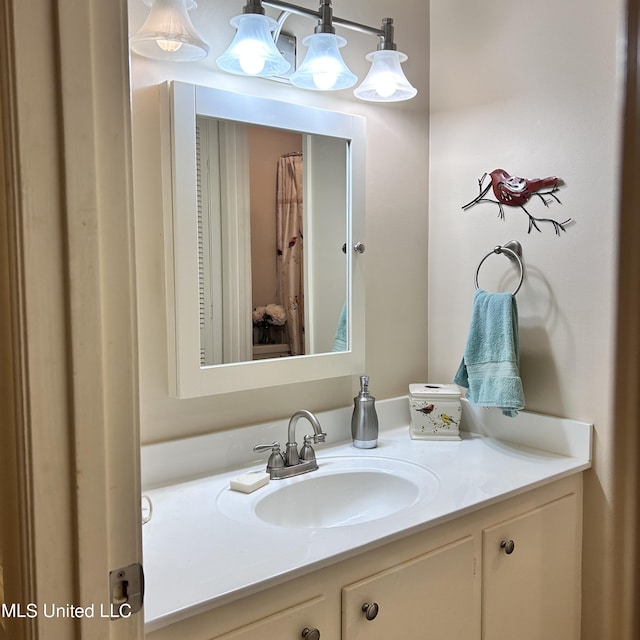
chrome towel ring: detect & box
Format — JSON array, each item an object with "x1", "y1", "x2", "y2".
[{"x1": 474, "y1": 240, "x2": 524, "y2": 296}]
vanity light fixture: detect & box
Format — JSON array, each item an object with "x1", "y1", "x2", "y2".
[
  {"x1": 130, "y1": 0, "x2": 210, "y2": 62},
  {"x1": 131, "y1": 0, "x2": 417, "y2": 102}
]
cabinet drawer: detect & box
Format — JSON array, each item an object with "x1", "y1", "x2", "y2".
[
  {"x1": 342, "y1": 536, "x2": 476, "y2": 640},
  {"x1": 212, "y1": 595, "x2": 327, "y2": 640}
]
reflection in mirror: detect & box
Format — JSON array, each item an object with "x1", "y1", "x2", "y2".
[
  {"x1": 196, "y1": 118, "x2": 348, "y2": 366},
  {"x1": 163, "y1": 81, "x2": 365, "y2": 397}
]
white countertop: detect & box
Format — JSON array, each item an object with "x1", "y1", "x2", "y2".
[{"x1": 141, "y1": 397, "x2": 592, "y2": 632}]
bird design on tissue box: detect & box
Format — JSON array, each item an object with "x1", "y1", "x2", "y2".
[
  {"x1": 462, "y1": 168, "x2": 574, "y2": 235},
  {"x1": 412, "y1": 401, "x2": 461, "y2": 434}
]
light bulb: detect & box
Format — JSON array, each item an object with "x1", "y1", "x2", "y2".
[
  {"x1": 240, "y1": 54, "x2": 265, "y2": 75},
  {"x1": 372, "y1": 72, "x2": 396, "y2": 98},
  {"x1": 236, "y1": 41, "x2": 267, "y2": 75},
  {"x1": 156, "y1": 39, "x2": 183, "y2": 53},
  {"x1": 311, "y1": 57, "x2": 341, "y2": 90}
]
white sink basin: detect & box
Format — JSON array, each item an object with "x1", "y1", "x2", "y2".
[{"x1": 217, "y1": 456, "x2": 439, "y2": 529}]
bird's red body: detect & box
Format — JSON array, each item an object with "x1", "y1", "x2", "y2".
[{"x1": 489, "y1": 169, "x2": 560, "y2": 207}]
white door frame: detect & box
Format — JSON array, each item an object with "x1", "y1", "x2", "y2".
[{"x1": 0, "y1": 1, "x2": 142, "y2": 638}]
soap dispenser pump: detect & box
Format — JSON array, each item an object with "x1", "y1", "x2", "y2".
[{"x1": 351, "y1": 375, "x2": 379, "y2": 449}]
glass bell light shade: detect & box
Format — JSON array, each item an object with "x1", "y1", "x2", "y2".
[
  {"x1": 290, "y1": 33, "x2": 357, "y2": 91},
  {"x1": 354, "y1": 50, "x2": 417, "y2": 102},
  {"x1": 130, "y1": 0, "x2": 209, "y2": 62},
  {"x1": 216, "y1": 14, "x2": 290, "y2": 77}
]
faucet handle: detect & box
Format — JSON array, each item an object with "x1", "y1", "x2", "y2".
[
  {"x1": 253, "y1": 441, "x2": 280, "y2": 453},
  {"x1": 253, "y1": 442, "x2": 286, "y2": 470},
  {"x1": 299, "y1": 435, "x2": 317, "y2": 462}
]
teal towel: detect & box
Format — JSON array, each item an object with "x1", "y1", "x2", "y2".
[
  {"x1": 332, "y1": 303, "x2": 347, "y2": 352},
  {"x1": 453, "y1": 288, "x2": 524, "y2": 417}
]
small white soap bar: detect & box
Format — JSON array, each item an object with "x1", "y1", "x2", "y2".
[{"x1": 229, "y1": 471, "x2": 270, "y2": 494}]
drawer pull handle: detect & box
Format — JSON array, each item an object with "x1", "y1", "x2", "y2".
[
  {"x1": 500, "y1": 539, "x2": 516, "y2": 555},
  {"x1": 301, "y1": 628, "x2": 320, "y2": 640},
  {"x1": 362, "y1": 602, "x2": 379, "y2": 621}
]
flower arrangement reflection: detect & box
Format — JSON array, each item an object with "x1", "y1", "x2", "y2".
[{"x1": 252, "y1": 304, "x2": 287, "y2": 344}]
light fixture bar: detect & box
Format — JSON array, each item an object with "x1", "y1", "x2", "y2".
[{"x1": 263, "y1": 0, "x2": 384, "y2": 39}]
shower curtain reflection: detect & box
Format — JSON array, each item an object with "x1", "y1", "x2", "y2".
[{"x1": 276, "y1": 153, "x2": 305, "y2": 356}]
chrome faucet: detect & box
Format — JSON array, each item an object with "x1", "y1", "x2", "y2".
[{"x1": 254, "y1": 409, "x2": 327, "y2": 479}]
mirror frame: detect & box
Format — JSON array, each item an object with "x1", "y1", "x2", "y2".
[{"x1": 161, "y1": 81, "x2": 366, "y2": 398}]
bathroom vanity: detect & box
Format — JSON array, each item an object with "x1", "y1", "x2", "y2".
[{"x1": 141, "y1": 398, "x2": 591, "y2": 640}]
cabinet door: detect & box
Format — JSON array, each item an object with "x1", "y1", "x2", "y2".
[
  {"x1": 342, "y1": 536, "x2": 476, "y2": 640},
  {"x1": 213, "y1": 595, "x2": 329, "y2": 640},
  {"x1": 482, "y1": 493, "x2": 580, "y2": 640}
]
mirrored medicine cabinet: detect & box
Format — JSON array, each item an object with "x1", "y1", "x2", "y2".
[{"x1": 161, "y1": 81, "x2": 366, "y2": 398}]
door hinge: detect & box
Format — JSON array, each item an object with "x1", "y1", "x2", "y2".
[{"x1": 109, "y1": 563, "x2": 144, "y2": 619}]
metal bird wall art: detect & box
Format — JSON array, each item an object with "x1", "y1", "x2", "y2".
[{"x1": 462, "y1": 169, "x2": 574, "y2": 235}]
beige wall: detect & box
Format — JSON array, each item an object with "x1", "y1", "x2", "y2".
[
  {"x1": 428, "y1": 0, "x2": 623, "y2": 637},
  {"x1": 129, "y1": 0, "x2": 429, "y2": 443}
]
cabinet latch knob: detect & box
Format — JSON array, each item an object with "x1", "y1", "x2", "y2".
[
  {"x1": 353, "y1": 242, "x2": 366, "y2": 254},
  {"x1": 500, "y1": 539, "x2": 516, "y2": 554},
  {"x1": 362, "y1": 602, "x2": 379, "y2": 620},
  {"x1": 301, "y1": 628, "x2": 320, "y2": 640}
]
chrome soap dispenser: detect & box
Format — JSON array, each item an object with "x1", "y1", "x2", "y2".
[{"x1": 351, "y1": 375, "x2": 379, "y2": 449}]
